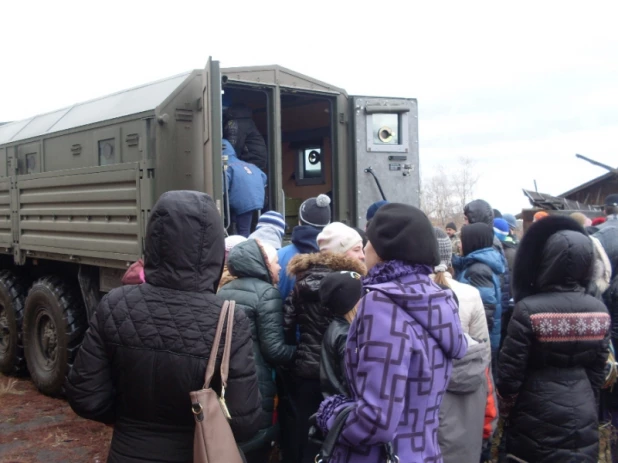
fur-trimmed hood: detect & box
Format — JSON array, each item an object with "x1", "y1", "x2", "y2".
[
  {"x1": 287, "y1": 251, "x2": 367, "y2": 278},
  {"x1": 513, "y1": 216, "x2": 593, "y2": 302},
  {"x1": 217, "y1": 267, "x2": 236, "y2": 291}
]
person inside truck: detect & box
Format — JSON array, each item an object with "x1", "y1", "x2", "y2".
[
  {"x1": 224, "y1": 139, "x2": 267, "y2": 237},
  {"x1": 223, "y1": 103, "x2": 268, "y2": 173}
]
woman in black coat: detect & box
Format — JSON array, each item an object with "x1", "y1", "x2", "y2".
[
  {"x1": 65, "y1": 191, "x2": 262, "y2": 463},
  {"x1": 498, "y1": 216, "x2": 610, "y2": 462},
  {"x1": 283, "y1": 250, "x2": 366, "y2": 463}
]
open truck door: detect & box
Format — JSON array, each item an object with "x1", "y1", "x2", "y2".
[
  {"x1": 201, "y1": 57, "x2": 224, "y2": 217},
  {"x1": 352, "y1": 97, "x2": 419, "y2": 229}
]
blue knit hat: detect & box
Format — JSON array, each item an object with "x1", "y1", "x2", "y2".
[
  {"x1": 493, "y1": 218, "x2": 510, "y2": 242},
  {"x1": 256, "y1": 211, "x2": 286, "y2": 237},
  {"x1": 366, "y1": 200, "x2": 389, "y2": 221}
]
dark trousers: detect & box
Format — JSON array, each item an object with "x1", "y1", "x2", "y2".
[
  {"x1": 295, "y1": 378, "x2": 323, "y2": 463},
  {"x1": 278, "y1": 375, "x2": 322, "y2": 463},
  {"x1": 234, "y1": 210, "x2": 255, "y2": 238},
  {"x1": 244, "y1": 445, "x2": 272, "y2": 463}
]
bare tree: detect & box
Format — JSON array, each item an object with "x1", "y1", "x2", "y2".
[
  {"x1": 421, "y1": 166, "x2": 458, "y2": 226},
  {"x1": 421, "y1": 156, "x2": 480, "y2": 227},
  {"x1": 452, "y1": 156, "x2": 480, "y2": 214}
]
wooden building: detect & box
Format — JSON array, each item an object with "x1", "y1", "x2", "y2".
[{"x1": 561, "y1": 171, "x2": 618, "y2": 206}]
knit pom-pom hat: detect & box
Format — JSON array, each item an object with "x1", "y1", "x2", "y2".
[{"x1": 299, "y1": 194, "x2": 331, "y2": 228}]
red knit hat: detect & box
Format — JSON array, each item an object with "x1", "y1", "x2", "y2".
[{"x1": 592, "y1": 216, "x2": 607, "y2": 226}]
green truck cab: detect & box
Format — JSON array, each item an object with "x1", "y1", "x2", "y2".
[{"x1": 0, "y1": 58, "x2": 419, "y2": 396}]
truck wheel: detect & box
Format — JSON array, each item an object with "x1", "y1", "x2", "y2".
[
  {"x1": 0, "y1": 271, "x2": 27, "y2": 375},
  {"x1": 23, "y1": 277, "x2": 86, "y2": 396}
]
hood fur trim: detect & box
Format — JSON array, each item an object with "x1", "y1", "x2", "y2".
[
  {"x1": 217, "y1": 267, "x2": 237, "y2": 291},
  {"x1": 287, "y1": 251, "x2": 367, "y2": 277}
]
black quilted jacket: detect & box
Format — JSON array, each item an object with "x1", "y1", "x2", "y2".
[
  {"x1": 65, "y1": 191, "x2": 262, "y2": 463},
  {"x1": 284, "y1": 252, "x2": 366, "y2": 379},
  {"x1": 223, "y1": 105, "x2": 268, "y2": 172},
  {"x1": 498, "y1": 225, "x2": 609, "y2": 462}
]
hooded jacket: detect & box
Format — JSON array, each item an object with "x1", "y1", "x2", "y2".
[
  {"x1": 65, "y1": 191, "x2": 262, "y2": 463},
  {"x1": 464, "y1": 200, "x2": 512, "y2": 324},
  {"x1": 284, "y1": 252, "x2": 366, "y2": 379},
  {"x1": 223, "y1": 104, "x2": 268, "y2": 172},
  {"x1": 218, "y1": 240, "x2": 295, "y2": 452},
  {"x1": 316, "y1": 261, "x2": 467, "y2": 463},
  {"x1": 498, "y1": 218, "x2": 610, "y2": 462},
  {"x1": 223, "y1": 139, "x2": 267, "y2": 216},
  {"x1": 455, "y1": 248, "x2": 505, "y2": 351},
  {"x1": 439, "y1": 337, "x2": 492, "y2": 463},
  {"x1": 277, "y1": 225, "x2": 322, "y2": 301}
]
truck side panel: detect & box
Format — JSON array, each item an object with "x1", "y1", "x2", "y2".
[
  {"x1": 0, "y1": 178, "x2": 10, "y2": 249},
  {"x1": 42, "y1": 119, "x2": 145, "y2": 172},
  {"x1": 0, "y1": 147, "x2": 7, "y2": 177},
  {"x1": 15, "y1": 164, "x2": 142, "y2": 266}
]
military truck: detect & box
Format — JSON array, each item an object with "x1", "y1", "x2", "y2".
[{"x1": 0, "y1": 58, "x2": 420, "y2": 396}]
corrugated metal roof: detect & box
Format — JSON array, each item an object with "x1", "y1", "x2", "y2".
[
  {"x1": 522, "y1": 189, "x2": 601, "y2": 211},
  {"x1": 0, "y1": 71, "x2": 192, "y2": 146}
]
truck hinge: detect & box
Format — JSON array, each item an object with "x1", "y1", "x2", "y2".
[
  {"x1": 339, "y1": 113, "x2": 346, "y2": 124},
  {"x1": 139, "y1": 168, "x2": 155, "y2": 179}
]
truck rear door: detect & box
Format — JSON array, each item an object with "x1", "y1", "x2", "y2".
[
  {"x1": 352, "y1": 96, "x2": 419, "y2": 228},
  {"x1": 201, "y1": 57, "x2": 224, "y2": 212}
]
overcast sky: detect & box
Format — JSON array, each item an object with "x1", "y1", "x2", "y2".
[{"x1": 2, "y1": 1, "x2": 617, "y2": 215}]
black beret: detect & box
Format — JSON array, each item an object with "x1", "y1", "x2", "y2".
[{"x1": 366, "y1": 203, "x2": 439, "y2": 266}]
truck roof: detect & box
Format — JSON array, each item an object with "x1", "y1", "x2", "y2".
[
  {"x1": 0, "y1": 71, "x2": 192, "y2": 146},
  {"x1": 0, "y1": 64, "x2": 346, "y2": 147}
]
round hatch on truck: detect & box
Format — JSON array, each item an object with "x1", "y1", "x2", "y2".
[{"x1": 378, "y1": 126, "x2": 394, "y2": 143}]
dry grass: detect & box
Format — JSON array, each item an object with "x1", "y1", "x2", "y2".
[{"x1": 0, "y1": 377, "x2": 24, "y2": 396}]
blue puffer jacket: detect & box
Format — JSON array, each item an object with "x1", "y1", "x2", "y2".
[
  {"x1": 223, "y1": 139, "x2": 267, "y2": 215},
  {"x1": 454, "y1": 248, "x2": 505, "y2": 350}
]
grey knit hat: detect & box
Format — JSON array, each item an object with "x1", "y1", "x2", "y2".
[
  {"x1": 299, "y1": 194, "x2": 331, "y2": 228},
  {"x1": 433, "y1": 227, "x2": 452, "y2": 272}
]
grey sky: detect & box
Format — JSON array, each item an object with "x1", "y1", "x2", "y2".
[{"x1": 2, "y1": 0, "x2": 616, "y2": 215}]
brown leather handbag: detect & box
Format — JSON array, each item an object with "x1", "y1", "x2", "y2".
[{"x1": 190, "y1": 301, "x2": 244, "y2": 463}]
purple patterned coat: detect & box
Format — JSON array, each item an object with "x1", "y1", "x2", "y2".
[{"x1": 318, "y1": 261, "x2": 468, "y2": 463}]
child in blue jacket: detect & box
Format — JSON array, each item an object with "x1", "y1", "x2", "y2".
[
  {"x1": 223, "y1": 139, "x2": 267, "y2": 237},
  {"x1": 453, "y1": 223, "x2": 505, "y2": 373}
]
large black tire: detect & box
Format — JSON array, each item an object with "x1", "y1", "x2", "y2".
[
  {"x1": 23, "y1": 277, "x2": 86, "y2": 396},
  {"x1": 0, "y1": 271, "x2": 28, "y2": 375}
]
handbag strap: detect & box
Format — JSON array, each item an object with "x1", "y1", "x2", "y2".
[
  {"x1": 317, "y1": 405, "x2": 354, "y2": 461},
  {"x1": 317, "y1": 405, "x2": 398, "y2": 463},
  {"x1": 204, "y1": 301, "x2": 230, "y2": 388},
  {"x1": 220, "y1": 300, "x2": 235, "y2": 389}
]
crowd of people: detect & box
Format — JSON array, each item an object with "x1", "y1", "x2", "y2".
[{"x1": 61, "y1": 187, "x2": 618, "y2": 463}]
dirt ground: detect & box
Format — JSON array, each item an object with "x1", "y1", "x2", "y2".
[{"x1": 0, "y1": 375, "x2": 112, "y2": 463}]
